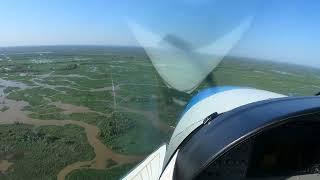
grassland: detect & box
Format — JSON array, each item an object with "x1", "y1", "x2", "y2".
[{"x1": 208, "y1": 57, "x2": 320, "y2": 96}]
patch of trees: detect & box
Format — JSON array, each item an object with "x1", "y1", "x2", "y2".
[
  {"x1": 62, "y1": 64, "x2": 78, "y2": 70},
  {"x1": 99, "y1": 112, "x2": 135, "y2": 141},
  {"x1": 19, "y1": 130, "x2": 61, "y2": 144},
  {"x1": 130, "y1": 97, "x2": 150, "y2": 103}
]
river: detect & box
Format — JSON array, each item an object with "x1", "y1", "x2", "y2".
[{"x1": 0, "y1": 79, "x2": 142, "y2": 180}]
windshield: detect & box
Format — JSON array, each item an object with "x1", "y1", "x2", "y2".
[{"x1": 0, "y1": 0, "x2": 320, "y2": 180}]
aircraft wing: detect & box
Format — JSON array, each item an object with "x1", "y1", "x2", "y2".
[{"x1": 122, "y1": 145, "x2": 166, "y2": 180}]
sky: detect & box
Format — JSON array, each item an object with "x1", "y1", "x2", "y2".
[{"x1": 0, "y1": 0, "x2": 320, "y2": 66}]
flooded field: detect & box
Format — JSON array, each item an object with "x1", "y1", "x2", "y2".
[
  {"x1": 0, "y1": 46, "x2": 320, "y2": 180},
  {"x1": 0, "y1": 46, "x2": 174, "y2": 180}
]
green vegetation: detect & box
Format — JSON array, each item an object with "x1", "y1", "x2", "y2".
[
  {"x1": 99, "y1": 112, "x2": 136, "y2": 143},
  {"x1": 207, "y1": 57, "x2": 320, "y2": 96},
  {"x1": 0, "y1": 124, "x2": 94, "y2": 180},
  {"x1": 0, "y1": 106, "x2": 9, "y2": 112},
  {"x1": 7, "y1": 87, "x2": 55, "y2": 106}
]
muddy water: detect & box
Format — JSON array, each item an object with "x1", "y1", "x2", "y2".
[
  {"x1": 0, "y1": 160, "x2": 13, "y2": 173},
  {"x1": 50, "y1": 101, "x2": 108, "y2": 118},
  {"x1": 36, "y1": 72, "x2": 103, "y2": 81},
  {"x1": 51, "y1": 101, "x2": 98, "y2": 114},
  {"x1": 89, "y1": 85, "x2": 120, "y2": 92}
]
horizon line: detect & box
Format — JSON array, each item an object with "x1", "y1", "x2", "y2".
[{"x1": 0, "y1": 44, "x2": 318, "y2": 70}]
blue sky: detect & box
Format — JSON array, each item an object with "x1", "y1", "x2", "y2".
[{"x1": 0, "y1": 0, "x2": 320, "y2": 66}]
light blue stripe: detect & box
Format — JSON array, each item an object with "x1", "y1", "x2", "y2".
[{"x1": 182, "y1": 86, "x2": 244, "y2": 115}]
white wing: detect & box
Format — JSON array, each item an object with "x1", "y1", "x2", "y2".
[{"x1": 122, "y1": 145, "x2": 166, "y2": 180}]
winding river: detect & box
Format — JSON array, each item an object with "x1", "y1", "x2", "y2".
[{"x1": 0, "y1": 79, "x2": 142, "y2": 180}]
